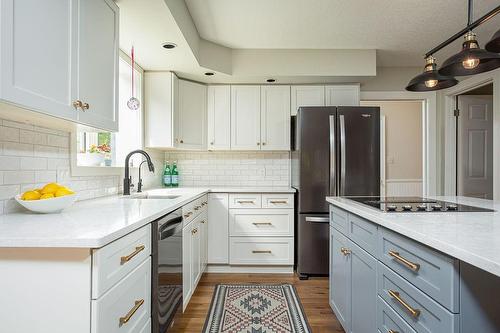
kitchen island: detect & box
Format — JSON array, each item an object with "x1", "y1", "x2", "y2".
[{"x1": 326, "y1": 195, "x2": 500, "y2": 333}]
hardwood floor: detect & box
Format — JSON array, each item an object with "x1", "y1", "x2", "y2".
[{"x1": 170, "y1": 273, "x2": 344, "y2": 333}]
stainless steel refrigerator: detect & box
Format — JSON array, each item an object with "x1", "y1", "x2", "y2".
[{"x1": 291, "y1": 106, "x2": 380, "y2": 279}]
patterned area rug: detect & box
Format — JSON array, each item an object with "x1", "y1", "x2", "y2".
[{"x1": 203, "y1": 284, "x2": 311, "y2": 333}]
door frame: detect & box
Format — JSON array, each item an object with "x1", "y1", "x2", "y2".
[
  {"x1": 442, "y1": 68, "x2": 500, "y2": 199},
  {"x1": 361, "y1": 91, "x2": 436, "y2": 197}
]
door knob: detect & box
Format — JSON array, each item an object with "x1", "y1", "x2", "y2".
[
  {"x1": 73, "y1": 100, "x2": 83, "y2": 109},
  {"x1": 82, "y1": 102, "x2": 90, "y2": 110}
]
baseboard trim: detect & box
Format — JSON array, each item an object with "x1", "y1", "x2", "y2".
[{"x1": 206, "y1": 264, "x2": 294, "y2": 274}]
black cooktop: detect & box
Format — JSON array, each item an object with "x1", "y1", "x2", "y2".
[{"x1": 346, "y1": 196, "x2": 494, "y2": 213}]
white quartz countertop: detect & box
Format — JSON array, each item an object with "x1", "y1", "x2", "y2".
[
  {"x1": 0, "y1": 186, "x2": 295, "y2": 248},
  {"x1": 326, "y1": 196, "x2": 500, "y2": 277}
]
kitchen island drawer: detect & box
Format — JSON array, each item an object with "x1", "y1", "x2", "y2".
[
  {"x1": 378, "y1": 296, "x2": 416, "y2": 333},
  {"x1": 91, "y1": 257, "x2": 151, "y2": 333},
  {"x1": 229, "y1": 209, "x2": 294, "y2": 237},
  {"x1": 229, "y1": 193, "x2": 262, "y2": 209},
  {"x1": 261, "y1": 193, "x2": 294, "y2": 209},
  {"x1": 329, "y1": 205, "x2": 348, "y2": 234},
  {"x1": 229, "y1": 237, "x2": 294, "y2": 265},
  {"x1": 92, "y1": 225, "x2": 151, "y2": 299},
  {"x1": 378, "y1": 263, "x2": 459, "y2": 333},
  {"x1": 348, "y1": 213, "x2": 377, "y2": 256},
  {"x1": 378, "y1": 228, "x2": 459, "y2": 312}
]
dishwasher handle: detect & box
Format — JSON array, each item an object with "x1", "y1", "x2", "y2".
[
  {"x1": 305, "y1": 216, "x2": 329, "y2": 223},
  {"x1": 159, "y1": 215, "x2": 183, "y2": 240}
]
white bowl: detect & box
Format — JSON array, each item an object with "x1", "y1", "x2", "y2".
[{"x1": 15, "y1": 193, "x2": 77, "y2": 213}]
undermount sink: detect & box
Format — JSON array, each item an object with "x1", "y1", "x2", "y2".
[{"x1": 124, "y1": 194, "x2": 181, "y2": 200}]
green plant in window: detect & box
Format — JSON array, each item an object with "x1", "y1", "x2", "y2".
[{"x1": 98, "y1": 132, "x2": 111, "y2": 146}]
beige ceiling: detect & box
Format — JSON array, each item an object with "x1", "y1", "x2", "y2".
[{"x1": 185, "y1": 0, "x2": 500, "y2": 67}]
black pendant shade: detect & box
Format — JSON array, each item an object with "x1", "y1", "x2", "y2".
[
  {"x1": 439, "y1": 32, "x2": 500, "y2": 76},
  {"x1": 406, "y1": 57, "x2": 458, "y2": 92},
  {"x1": 485, "y1": 28, "x2": 500, "y2": 53}
]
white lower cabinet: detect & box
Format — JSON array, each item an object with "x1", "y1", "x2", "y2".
[{"x1": 208, "y1": 193, "x2": 229, "y2": 264}]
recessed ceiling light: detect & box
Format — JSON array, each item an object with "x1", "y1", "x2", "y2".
[
  {"x1": 205, "y1": 72, "x2": 215, "y2": 76},
  {"x1": 266, "y1": 78, "x2": 276, "y2": 83},
  {"x1": 162, "y1": 42, "x2": 177, "y2": 49}
]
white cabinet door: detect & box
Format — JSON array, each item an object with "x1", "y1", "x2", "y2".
[
  {"x1": 207, "y1": 85, "x2": 231, "y2": 150},
  {"x1": 261, "y1": 86, "x2": 291, "y2": 150},
  {"x1": 207, "y1": 193, "x2": 229, "y2": 264},
  {"x1": 0, "y1": 0, "x2": 78, "y2": 121},
  {"x1": 231, "y1": 86, "x2": 261, "y2": 150},
  {"x1": 191, "y1": 219, "x2": 201, "y2": 287},
  {"x1": 200, "y1": 210, "x2": 208, "y2": 272},
  {"x1": 176, "y1": 80, "x2": 207, "y2": 150},
  {"x1": 77, "y1": 0, "x2": 119, "y2": 131},
  {"x1": 144, "y1": 72, "x2": 176, "y2": 148},
  {"x1": 290, "y1": 85, "x2": 325, "y2": 116},
  {"x1": 182, "y1": 224, "x2": 192, "y2": 310},
  {"x1": 325, "y1": 85, "x2": 360, "y2": 107}
]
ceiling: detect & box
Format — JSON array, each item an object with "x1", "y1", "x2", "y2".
[{"x1": 185, "y1": 0, "x2": 500, "y2": 67}]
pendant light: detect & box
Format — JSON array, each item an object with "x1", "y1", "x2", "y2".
[
  {"x1": 406, "y1": 56, "x2": 458, "y2": 92},
  {"x1": 439, "y1": 31, "x2": 500, "y2": 76},
  {"x1": 127, "y1": 46, "x2": 140, "y2": 110},
  {"x1": 485, "y1": 29, "x2": 500, "y2": 53}
]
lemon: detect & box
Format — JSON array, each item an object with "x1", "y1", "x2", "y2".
[
  {"x1": 22, "y1": 191, "x2": 41, "y2": 201},
  {"x1": 40, "y1": 193, "x2": 55, "y2": 200},
  {"x1": 41, "y1": 183, "x2": 61, "y2": 195},
  {"x1": 55, "y1": 188, "x2": 74, "y2": 197}
]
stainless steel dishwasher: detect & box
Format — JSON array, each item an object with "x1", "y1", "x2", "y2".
[{"x1": 151, "y1": 208, "x2": 183, "y2": 333}]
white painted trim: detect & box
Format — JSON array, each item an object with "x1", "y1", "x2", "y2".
[
  {"x1": 441, "y1": 68, "x2": 500, "y2": 200},
  {"x1": 206, "y1": 264, "x2": 294, "y2": 274},
  {"x1": 361, "y1": 91, "x2": 436, "y2": 196}
]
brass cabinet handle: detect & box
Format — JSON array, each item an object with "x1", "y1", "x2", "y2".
[
  {"x1": 252, "y1": 222, "x2": 272, "y2": 226},
  {"x1": 194, "y1": 205, "x2": 201, "y2": 210},
  {"x1": 257, "y1": 142, "x2": 260, "y2": 145},
  {"x1": 183, "y1": 212, "x2": 193, "y2": 218},
  {"x1": 180, "y1": 139, "x2": 184, "y2": 143},
  {"x1": 191, "y1": 228, "x2": 198, "y2": 235},
  {"x1": 82, "y1": 102, "x2": 89, "y2": 110},
  {"x1": 388, "y1": 290, "x2": 421, "y2": 318},
  {"x1": 388, "y1": 250, "x2": 420, "y2": 272},
  {"x1": 252, "y1": 250, "x2": 272, "y2": 254},
  {"x1": 210, "y1": 141, "x2": 214, "y2": 145},
  {"x1": 237, "y1": 200, "x2": 255, "y2": 204},
  {"x1": 340, "y1": 247, "x2": 351, "y2": 256},
  {"x1": 120, "y1": 245, "x2": 145, "y2": 265},
  {"x1": 388, "y1": 330, "x2": 399, "y2": 333},
  {"x1": 119, "y1": 299, "x2": 144, "y2": 326},
  {"x1": 201, "y1": 220, "x2": 205, "y2": 224},
  {"x1": 262, "y1": 142, "x2": 266, "y2": 145},
  {"x1": 72, "y1": 100, "x2": 83, "y2": 109},
  {"x1": 270, "y1": 200, "x2": 288, "y2": 204}
]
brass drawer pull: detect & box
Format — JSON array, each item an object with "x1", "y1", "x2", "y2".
[
  {"x1": 388, "y1": 250, "x2": 420, "y2": 272},
  {"x1": 388, "y1": 290, "x2": 421, "y2": 318},
  {"x1": 252, "y1": 222, "x2": 272, "y2": 226},
  {"x1": 191, "y1": 228, "x2": 198, "y2": 235},
  {"x1": 252, "y1": 250, "x2": 272, "y2": 254},
  {"x1": 270, "y1": 200, "x2": 288, "y2": 204},
  {"x1": 388, "y1": 330, "x2": 399, "y2": 333},
  {"x1": 237, "y1": 200, "x2": 255, "y2": 204},
  {"x1": 194, "y1": 206, "x2": 201, "y2": 210},
  {"x1": 120, "y1": 245, "x2": 145, "y2": 264},
  {"x1": 201, "y1": 220, "x2": 205, "y2": 224},
  {"x1": 119, "y1": 299, "x2": 144, "y2": 326},
  {"x1": 183, "y1": 212, "x2": 193, "y2": 218},
  {"x1": 340, "y1": 247, "x2": 351, "y2": 256}
]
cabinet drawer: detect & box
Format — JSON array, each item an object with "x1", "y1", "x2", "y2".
[
  {"x1": 378, "y1": 263, "x2": 459, "y2": 333},
  {"x1": 92, "y1": 225, "x2": 151, "y2": 299},
  {"x1": 378, "y1": 296, "x2": 416, "y2": 333},
  {"x1": 230, "y1": 237, "x2": 294, "y2": 265},
  {"x1": 92, "y1": 258, "x2": 151, "y2": 333},
  {"x1": 182, "y1": 200, "x2": 196, "y2": 226},
  {"x1": 348, "y1": 213, "x2": 377, "y2": 256},
  {"x1": 378, "y1": 228, "x2": 459, "y2": 312},
  {"x1": 329, "y1": 205, "x2": 348, "y2": 234},
  {"x1": 261, "y1": 193, "x2": 294, "y2": 209},
  {"x1": 229, "y1": 209, "x2": 294, "y2": 237},
  {"x1": 229, "y1": 193, "x2": 262, "y2": 209}
]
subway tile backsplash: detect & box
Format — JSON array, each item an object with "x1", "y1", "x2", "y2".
[{"x1": 164, "y1": 151, "x2": 290, "y2": 187}]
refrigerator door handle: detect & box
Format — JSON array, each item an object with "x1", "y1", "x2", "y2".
[
  {"x1": 329, "y1": 115, "x2": 336, "y2": 196},
  {"x1": 305, "y1": 216, "x2": 330, "y2": 223},
  {"x1": 339, "y1": 114, "x2": 346, "y2": 196}
]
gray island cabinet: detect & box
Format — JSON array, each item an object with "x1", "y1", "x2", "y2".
[{"x1": 328, "y1": 202, "x2": 500, "y2": 333}]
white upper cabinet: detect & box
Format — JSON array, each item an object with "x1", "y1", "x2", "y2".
[
  {"x1": 325, "y1": 84, "x2": 360, "y2": 106},
  {"x1": 290, "y1": 85, "x2": 325, "y2": 116},
  {"x1": 144, "y1": 72, "x2": 177, "y2": 148},
  {"x1": 260, "y1": 86, "x2": 291, "y2": 150},
  {"x1": 76, "y1": 0, "x2": 119, "y2": 131},
  {"x1": 0, "y1": 0, "x2": 119, "y2": 131},
  {"x1": 0, "y1": 0, "x2": 78, "y2": 121},
  {"x1": 176, "y1": 79, "x2": 207, "y2": 150},
  {"x1": 231, "y1": 86, "x2": 261, "y2": 150},
  {"x1": 207, "y1": 85, "x2": 231, "y2": 150}
]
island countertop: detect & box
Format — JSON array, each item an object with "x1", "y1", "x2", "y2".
[{"x1": 326, "y1": 195, "x2": 500, "y2": 277}]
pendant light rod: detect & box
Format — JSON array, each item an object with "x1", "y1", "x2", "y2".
[
  {"x1": 467, "y1": 0, "x2": 473, "y2": 26},
  {"x1": 424, "y1": 3, "x2": 500, "y2": 58}
]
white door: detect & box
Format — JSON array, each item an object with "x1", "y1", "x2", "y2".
[
  {"x1": 191, "y1": 220, "x2": 201, "y2": 287},
  {"x1": 176, "y1": 80, "x2": 207, "y2": 150},
  {"x1": 325, "y1": 85, "x2": 360, "y2": 106},
  {"x1": 182, "y1": 224, "x2": 192, "y2": 309},
  {"x1": 261, "y1": 86, "x2": 291, "y2": 150},
  {"x1": 290, "y1": 86, "x2": 325, "y2": 116},
  {"x1": 207, "y1": 193, "x2": 229, "y2": 264},
  {"x1": 207, "y1": 85, "x2": 231, "y2": 150},
  {"x1": 0, "y1": 0, "x2": 78, "y2": 121},
  {"x1": 231, "y1": 86, "x2": 261, "y2": 150},
  {"x1": 458, "y1": 95, "x2": 493, "y2": 199},
  {"x1": 77, "y1": 0, "x2": 119, "y2": 131}
]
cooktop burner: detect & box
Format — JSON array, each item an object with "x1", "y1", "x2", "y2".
[{"x1": 346, "y1": 196, "x2": 494, "y2": 213}]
